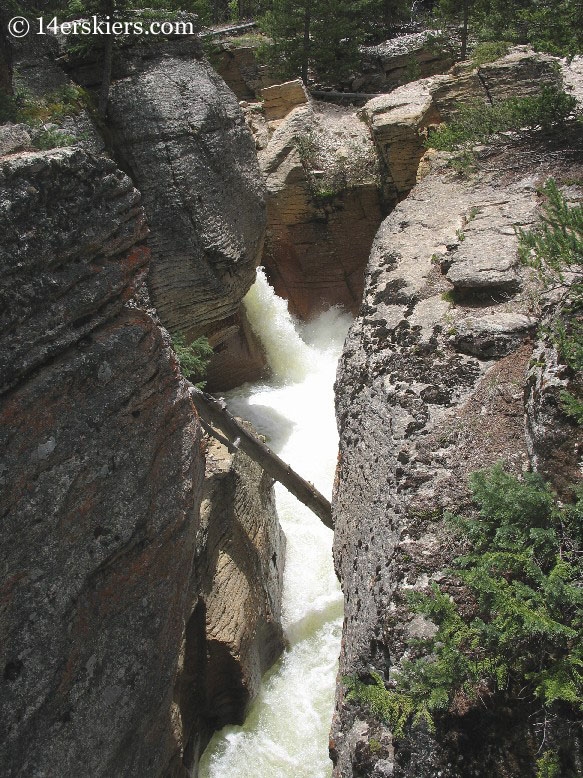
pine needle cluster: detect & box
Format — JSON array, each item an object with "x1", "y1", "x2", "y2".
[{"x1": 345, "y1": 464, "x2": 583, "y2": 775}]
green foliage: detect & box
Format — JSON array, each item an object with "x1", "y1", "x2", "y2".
[
  {"x1": 0, "y1": 92, "x2": 19, "y2": 125},
  {"x1": 427, "y1": 87, "x2": 579, "y2": 153},
  {"x1": 518, "y1": 179, "x2": 583, "y2": 280},
  {"x1": 404, "y1": 57, "x2": 422, "y2": 83},
  {"x1": 518, "y1": 0, "x2": 583, "y2": 58},
  {"x1": 536, "y1": 749, "x2": 561, "y2": 778},
  {"x1": 470, "y1": 40, "x2": 511, "y2": 65},
  {"x1": 171, "y1": 335, "x2": 213, "y2": 388},
  {"x1": 433, "y1": 0, "x2": 583, "y2": 58},
  {"x1": 343, "y1": 672, "x2": 434, "y2": 739},
  {"x1": 32, "y1": 128, "x2": 77, "y2": 149},
  {"x1": 346, "y1": 464, "x2": 583, "y2": 764},
  {"x1": 260, "y1": 0, "x2": 375, "y2": 85},
  {"x1": 0, "y1": 84, "x2": 89, "y2": 126},
  {"x1": 518, "y1": 179, "x2": 583, "y2": 424}
]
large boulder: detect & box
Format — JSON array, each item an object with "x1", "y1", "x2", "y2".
[{"x1": 259, "y1": 100, "x2": 384, "y2": 317}]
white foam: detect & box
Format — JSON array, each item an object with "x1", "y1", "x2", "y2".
[{"x1": 199, "y1": 271, "x2": 352, "y2": 778}]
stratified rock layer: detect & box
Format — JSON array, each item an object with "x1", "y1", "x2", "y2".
[
  {"x1": 354, "y1": 31, "x2": 455, "y2": 93},
  {"x1": 176, "y1": 435, "x2": 286, "y2": 770},
  {"x1": 0, "y1": 148, "x2": 205, "y2": 777},
  {"x1": 331, "y1": 147, "x2": 582, "y2": 776},
  {"x1": 103, "y1": 40, "x2": 267, "y2": 385},
  {"x1": 1, "y1": 35, "x2": 288, "y2": 777},
  {"x1": 359, "y1": 47, "x2": 563, "y2": 201},
  {"x1": 259, "y1": 101, "x2": 384, "y2": 317}
]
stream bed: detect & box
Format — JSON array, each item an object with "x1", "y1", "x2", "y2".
[{"x1": 199, "y1": 270, "x2": 352, "y2": 778}]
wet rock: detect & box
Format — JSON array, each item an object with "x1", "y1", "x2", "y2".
[{"x1": 179, "y1": 435, "x2": 286, "y2": 767}]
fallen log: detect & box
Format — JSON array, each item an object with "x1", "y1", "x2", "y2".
[
  {"x1": 199, "y1": 21, "x2": 259, "y2": 39},
  {"x1": 189, "y1": 387, "x2": 333, "y2": 529}
]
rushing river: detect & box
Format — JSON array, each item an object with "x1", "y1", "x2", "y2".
[{"x1": 199, "y1": 269, "x2": 352, "y2": 778}]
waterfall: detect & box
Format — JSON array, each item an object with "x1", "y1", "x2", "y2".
[{"x1": 199, "y1": 269, "x2": 352, "y2": 778}]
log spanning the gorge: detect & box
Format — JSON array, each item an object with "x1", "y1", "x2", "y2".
[{"x1": 189, "y1": 388, "x2": 333, "y2": 529}]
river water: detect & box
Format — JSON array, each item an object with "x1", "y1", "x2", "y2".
[{"x1": 199, "y1": 269, "x2": 352, "y2": 778}]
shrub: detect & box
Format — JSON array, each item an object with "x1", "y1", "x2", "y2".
[
  {"x1": 426, "y1": 86, "x2": 579, "y2": 152},
  {"x1": 0, "y1": 84, "x2": 89, "y2": 127},
  {"x1": 518, "y1": 179, "x2": 583, "y2": 423},
  {"x1": 32, "y1": 128, "x2": 77, "y2": 149},
  {"x1": 471, "y1": 40, "x2": 511, "y2": 66},
  {"x1": 344, "y1": 464, "x2": 583, "y2": 770},
  {"x1": 171, "y1": 334, "x2": 213, "y2": 388}
]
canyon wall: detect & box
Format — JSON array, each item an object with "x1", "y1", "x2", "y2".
[
  {"x1": 64, "y1": 36, "x2": 268, "y2": 390},
  {"x1": 331, "y1": 130, "x2": 582, "y2": 776},
  {"x1": 0, "y1": 146, "x2": 204, "y2": 777},
  {"x1": 0, "y1": 37, "x2": 285, "y2": 778},
  {"x1": 177, "y1": 435, "x2": 285, "y2": 772},
  {"x1": 252, "y1": 93, "x2": 385, "y2": 318}
]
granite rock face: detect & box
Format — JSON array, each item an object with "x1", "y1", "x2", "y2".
[
  {"x1": 331, "y1": 150, "x2": 582, "y2": 776},
  {"x1": 0, "y1": 147, "x2": 205, "y2": 777}
]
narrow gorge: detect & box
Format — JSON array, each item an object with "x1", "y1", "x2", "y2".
[{"x1": 1, "y1": 7, "x2": 582, "y2": 778}]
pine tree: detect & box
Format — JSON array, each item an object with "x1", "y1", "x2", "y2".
[{"x1": 262, "y1": 0, "x2": 379, "y2": 86}]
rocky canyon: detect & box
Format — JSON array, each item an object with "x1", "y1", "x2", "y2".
[{"x1": 1, "y1": 10, "x2": 582, "y2": 778}]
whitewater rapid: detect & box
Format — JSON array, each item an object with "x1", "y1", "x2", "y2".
[{"x1": 199, "y1": 269, "x2": 352, "y2": 778}]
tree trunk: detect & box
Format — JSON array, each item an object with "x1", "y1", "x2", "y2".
[
  {"x1": 98, "y1": 0, "x2": 115, "y2": 119},
  {"x1": 0, "y1": 9, "x2": 13, "y2": 95},
  {"x1": 461, "y1": 0, "x2": 469, "y2": 61},
  {"x1": 190, "y1": 388, "x2": 333, "y2": 529},
  {"x1": 383, "y1": 0, "x2": 391, "y2": 31},
  {"x1": 301, "y1": 0, "x2": 311, "y2": 86}
]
